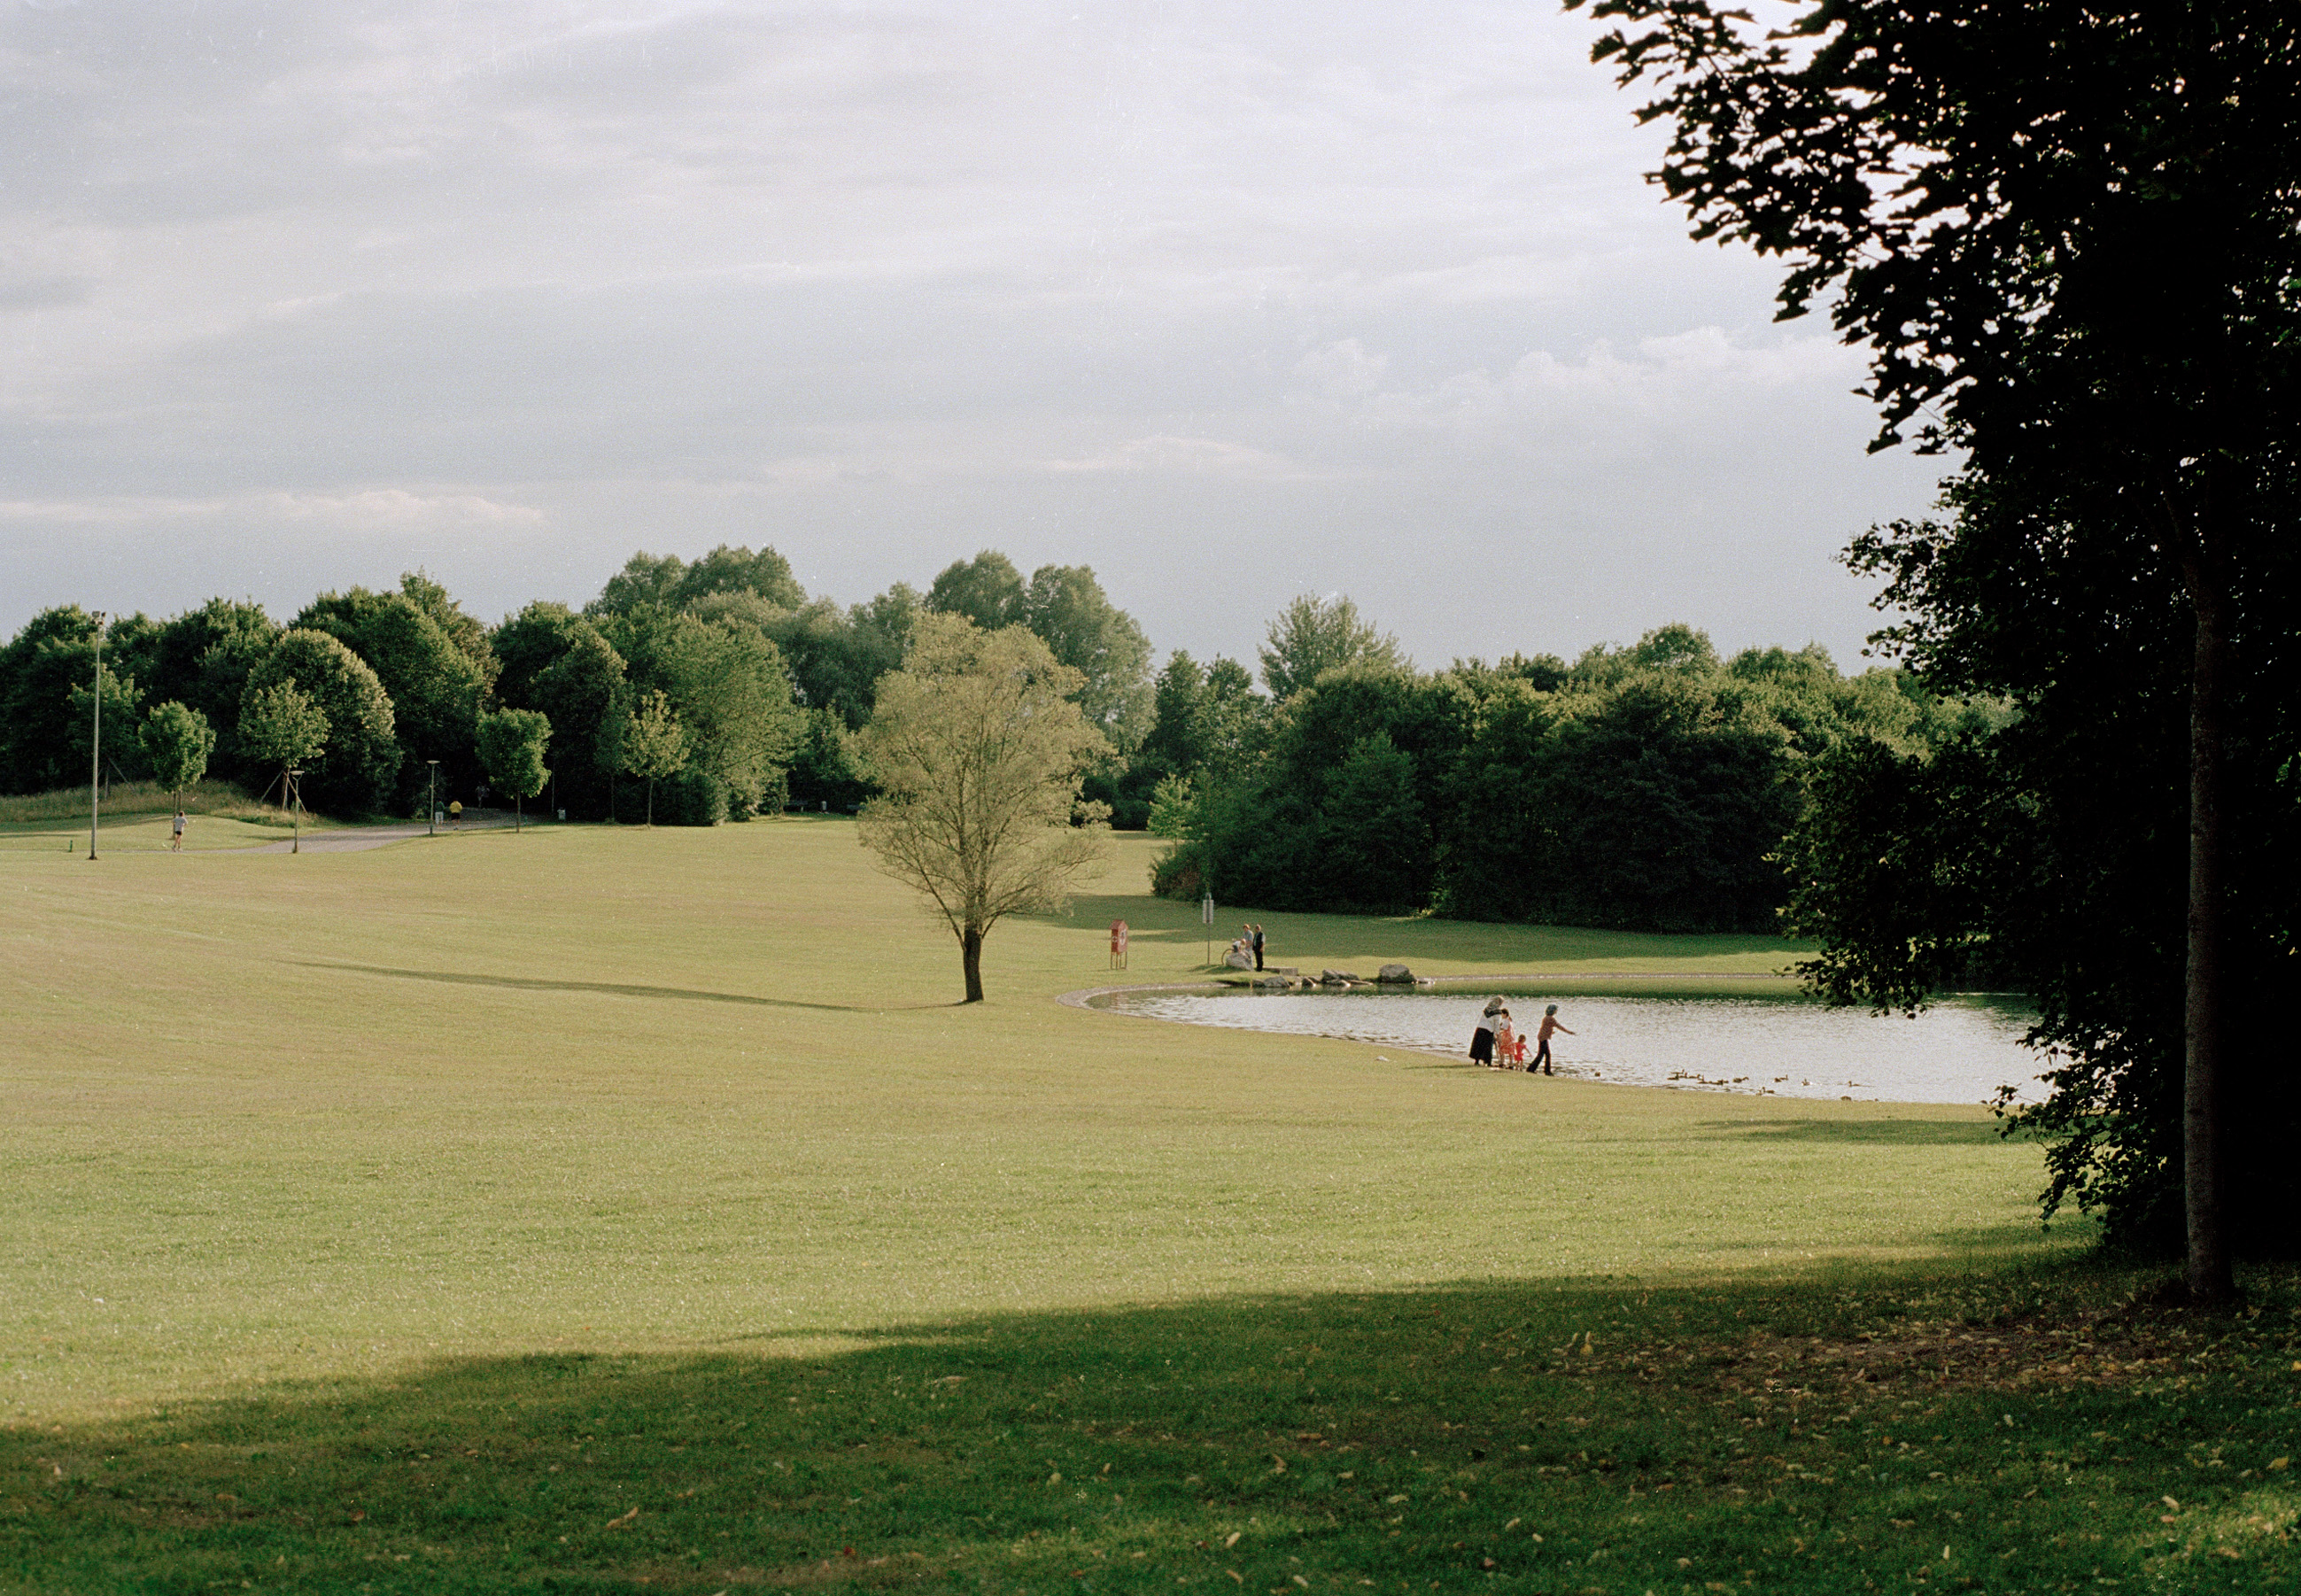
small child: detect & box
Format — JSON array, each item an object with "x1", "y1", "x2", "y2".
[
  {"x1": 1506, "y1": 1028, "x2": 1529, "y2": 1068},
  {"x1": 1491, "y1": 1011, "x2": 1516, "y2": 1069}
]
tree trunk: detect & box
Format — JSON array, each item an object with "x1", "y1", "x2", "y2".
[
  {"x1": 2180, "y1": 531, "x2": 2235, "y2": 1304},
  {"x1": 646, "y1": 779, "x2": 655, "y2": 827},
  {"x1": 960, "y1": 924, "x2": 985, "y2": 1003},
  {"x1": 515, "y1": 794, "x2": 523, "y2": 833}
]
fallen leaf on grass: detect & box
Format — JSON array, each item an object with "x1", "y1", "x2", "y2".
[
  {"x1": 1226, "y1": 1532, "x2": 1242, "y2": 1548},
  {"x1": 604, "y1": 1507, "x2": 639, "y2": 1530},
  {"x1": 1227, "y1": 1571, "x2": 1243, "y2": 1585}
]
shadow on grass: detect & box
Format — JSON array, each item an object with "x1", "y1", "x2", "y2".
[
  {"x1": 1708, "y1": 1118, "x2": 2007, "y2": 1147},
  {"x1": 10, "y1": 1261, "x2": 2293, "y2": 1595},
  {"x1": 298, "y1": 961, "x2": 950, "y2": 1014}
]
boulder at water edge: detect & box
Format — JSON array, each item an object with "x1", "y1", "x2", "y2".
[
  {"x1": 1224, "y1": 949, "x2": 1254, "y2": 970},
  {"x1": 1375, "y1": 964, "x2": 1415, "y2": 983},
  {"x1": 1321, "y1": 969, "x2": 1360, "y2": 985}
]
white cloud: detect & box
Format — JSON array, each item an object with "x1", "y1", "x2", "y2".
[
  {"x1": 1039, "y1": 436, "x2": 1298, "y2": 477},
  {"x1": 0, "y1": 1, "x2": 1946, "y2": 667}
]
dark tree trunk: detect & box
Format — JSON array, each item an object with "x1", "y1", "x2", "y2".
[
  {"x1": 960, "y1": 924, "x2": 985, "y2": 1003},
  {"x1": 515, "y1": 794, "x2": 523, "y2": 833},
  {"x1": 646, "y1": 779, "x2": 655, "y2": 827},
  {"x1": 2180, "y1": 527, "x2": 2235, "y2": 1304}
]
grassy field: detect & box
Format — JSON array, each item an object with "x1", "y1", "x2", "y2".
[
  {"x1": 2, "y1": 820, "x2": 2293, "y2": 1592},
  {"x1": 0, "y1": 780, "x2": 335, "y2": 854}
]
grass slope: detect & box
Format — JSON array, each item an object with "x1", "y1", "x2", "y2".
[{"x1": 3, "y1": 820, "x2": 2293, "y2": 1592}]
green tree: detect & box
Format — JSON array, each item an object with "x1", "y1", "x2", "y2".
[
  {"x1": 617, "y1": 689, "x2": 687, "y2": 826},
  {"x1": 1146, "y1": 771, "x2": 1198, "y2": 839},
  {"x1": 856, "y1": 614, "x2": 1111, "y2": 1003},
  {"x1": 141, "y1": 599, "x2": 279, "y2": 786},
  {"x1": 1316, "y1": 732, "x2": 1428, "y2": 912},
  {"x1": 675, "y1": 544, "x2": 804, "y2": 609},
  {"x1": 1575, "y1": 0, "x2": 2301, "y2": 1292},
  {"x1": 397, "y1": 570, "x2": 499, "y2": 696},
  {"x1": 140, "y1": 702, "x2": 216, "y2": 809},
  {"x1": 242, "y1": 631, "x2": 399, "y2": 813},
  {"x1": 476, "y1": 708, "x2": 553, "y2": 832},
  {"x1": 601, "y1": 607, "x2": 801, "y2": 821},
  {"x1": 1018, "y1": 562, "x2": 1155, "y2": 755},
  {"x1": 588, "y1": 552, "x2": 689, "y2": 618},
  {"x1": 491, "y1": 602, "x2": 630, "y2": 820},
  {"x1": 1258, "y1": 594, "x2": 1405, "y2": 701},
  {"x1": 924, "y1": 550, "x2": 1027, "y2": 631},
  {"x1": 67, "y1": 659, "x2": 147, "y2": 786},
  {"x1": 238, "y1": 682, "x2": 329, "y2": 810},
  {"x1": 0, "y1": 608, "x2": 102, "y2": 794},
  {"x1": 297, "y1": 588, "x2": 485, "y2": 813}
]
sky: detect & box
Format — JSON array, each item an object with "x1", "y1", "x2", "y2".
[{"x1": 0, "y1": 0, "x2": 1949, "y2": 673}]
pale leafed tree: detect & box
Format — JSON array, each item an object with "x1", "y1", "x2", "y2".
[
  {"x1": 856, "y1": 613, "x2": 1111, "y2": 1003},
  {"x1": 238, "y1": 681, "x2": 329, "y2": 811},
  {"x1": 1257, "y1": 593, "x2": 1405, "y2": 701}
]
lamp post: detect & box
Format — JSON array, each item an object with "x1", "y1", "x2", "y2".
[
  {"x1": 88, "y1": 611, "x2": 105, "y2": 861},
  {"x1": 288, "y1": 769, "x2": 304, "y2": 855},
  {"x1": 427, "y1": 760, "x2": 439, "y2": 836}
]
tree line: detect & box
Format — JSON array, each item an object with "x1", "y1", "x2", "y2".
[
  {"x1": 1143, "y1": 612, "x2": 1998, "y2": 931},
  {"x1": 0, "y1": 551, "x2": 1157, "y2": 828}
]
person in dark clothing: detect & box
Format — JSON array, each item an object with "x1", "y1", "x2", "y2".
[
  {"x1": 1532, "y1": 1003, "x2": 1575, "y2": 1076},
  {"x1": 1251, "y1": 924, "x2": 1266, "y2": 971},
  {"x1": 1469, "y1": 1003, "x2": 1498, "y2": 1065}
]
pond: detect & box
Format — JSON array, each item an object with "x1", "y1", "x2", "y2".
[{"x1": 1090, "y1": 982, "x2": 2044, "y2": 1107}]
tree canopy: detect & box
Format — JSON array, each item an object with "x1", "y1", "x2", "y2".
[
  {"x1": 1259, "y1": 594, "x2": 1406, "y2": 701},
  {"x1": 242, "y1": 630, "x2": 399, "y2": 813},
  {"x1": 1575, "y1": 0, "x2": 2301, "y2": 1287}
]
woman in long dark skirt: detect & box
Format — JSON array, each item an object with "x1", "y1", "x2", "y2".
[{"x1": 1469, "y1": 1004, "x2": 1498, "y2": 1065}]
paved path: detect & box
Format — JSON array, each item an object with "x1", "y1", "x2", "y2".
[{"x1": 230, "y1": 811, "x2": 522, "y2": 855}]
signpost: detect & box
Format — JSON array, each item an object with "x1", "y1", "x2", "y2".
[
  {"x1": 1109, "y1": 919, "x2": 1129, "y2": 972},
  {"x1": 1201, "y1": 893, "x2": 1214, "y2": 968}
]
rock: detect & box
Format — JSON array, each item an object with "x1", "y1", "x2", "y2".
[
  {"x1": 1251, "y1": 974, "x2": 1299, "y2": 990},
  {"x1": 1320, "y1": 969, "x2": 1360, "y2": 985},
  {"x1": 1223, "y1": 949, "x2": 1254, "y2": 970},
  {"x1": 1375, "y1": 963, "x2": 1415, "y2": 983}
]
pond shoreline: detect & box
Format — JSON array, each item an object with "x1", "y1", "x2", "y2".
[{"x1": 1062, "y1": 979, "x2": 2041, "y2": 1105}]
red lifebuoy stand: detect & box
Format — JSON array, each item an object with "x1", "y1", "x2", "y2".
[{"x1": 1109, "y1": 919, "x2": 1129, "y2": 970}]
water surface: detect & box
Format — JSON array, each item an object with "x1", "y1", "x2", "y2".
[{"x1": 1095, "y1": 986, "x2": 2042, "y2": 1106}]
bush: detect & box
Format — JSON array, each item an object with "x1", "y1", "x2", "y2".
[{"x1": 656, "y1": 765, "x2": 728, "y2": 826}]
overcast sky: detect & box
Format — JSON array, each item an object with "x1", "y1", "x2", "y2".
[{"x1": 0, "y1": 0, "x2": 1947, "y2": 671}]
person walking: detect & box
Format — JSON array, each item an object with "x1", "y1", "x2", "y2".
[
  {"x1": 1532, "y1": 1003, "x2": 1575, "y2": 1076},
  {"x1": 171, "y1": 809, "x2": 186, "y2": 852},
  {"x1": 1251, "y1": 923, "x2": 1266, "y2": 972}
]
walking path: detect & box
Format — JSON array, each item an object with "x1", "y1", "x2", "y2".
[{"x1": 229, "y1": 810, "x2": 522, "y2": 855}]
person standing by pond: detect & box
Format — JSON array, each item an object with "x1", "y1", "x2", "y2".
[
  {"x1": 1468, "y1": 1003, "x2": 1499, "y2": 1066},
  {"x1": 1251, "y1": 923, "x2": 1266, "y2": 971},
  {"x1": 1532, "y1": 1003, "x2": 1574, "y2": 1076}
]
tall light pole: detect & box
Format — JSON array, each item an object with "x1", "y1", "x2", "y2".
[
  {"x1": 427, "y1": 760, "x2": 439, "y2": 836},
  {"x1": 88, "y1": 611, "x2": 105, "y2": 861}
]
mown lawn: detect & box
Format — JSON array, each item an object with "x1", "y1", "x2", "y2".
[{"x1": 3, "y1": 820, "x2": 2292, "y2": 1592}]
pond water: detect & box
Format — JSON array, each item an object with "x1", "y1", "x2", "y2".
[{"x1": 1093, "y1": 985, "x2": 2044, "y2": 1106}]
